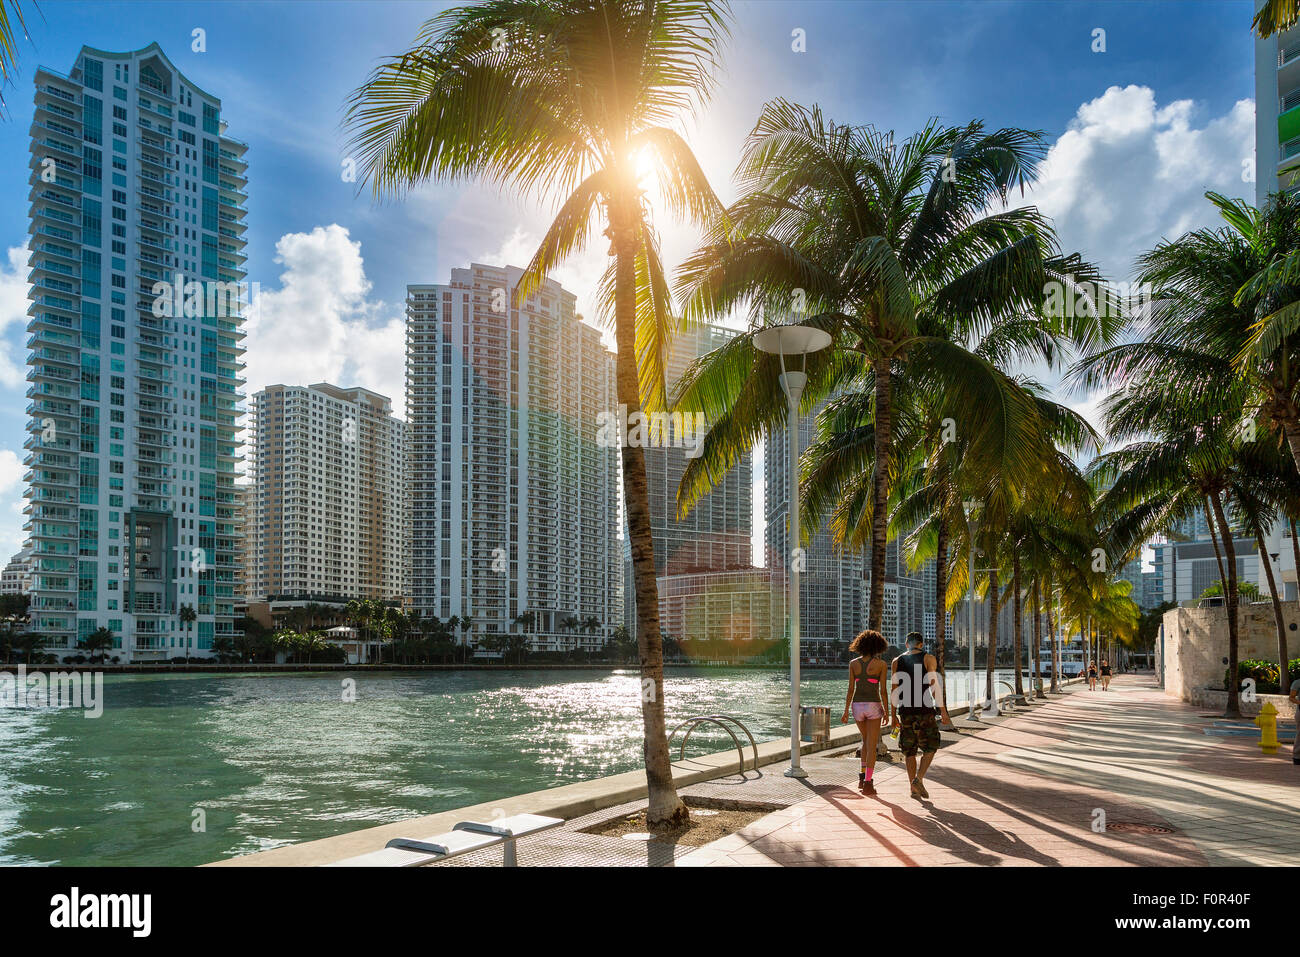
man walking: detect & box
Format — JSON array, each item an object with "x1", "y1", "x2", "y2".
[{"x1": 891, "y1": 632, "x2": 951, "y2": 799}]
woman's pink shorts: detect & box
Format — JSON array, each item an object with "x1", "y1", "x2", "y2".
[{"x1": 852, "y1": 702, "x2": 885, "y2": 722}]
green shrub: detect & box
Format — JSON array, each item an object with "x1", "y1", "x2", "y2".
[{"x1": 1223, "y1": 658, "x2": 1300, "y2": 694}]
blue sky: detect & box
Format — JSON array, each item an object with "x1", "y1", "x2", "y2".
[{"x1": 0, "y1": 0, "x2": 1260, "y2": 557}]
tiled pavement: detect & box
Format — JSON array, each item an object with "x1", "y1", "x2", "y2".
[
  {"x1": 678, "y1": 675, "x2": 1299, "y2": 867},
  {"x1": 438, "y1": 675, "x2": 1297, "y2": 866}
]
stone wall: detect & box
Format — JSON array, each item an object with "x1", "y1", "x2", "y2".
[{"x1": 1159, "y1": 603, "x2": 1300, "y2": 704}]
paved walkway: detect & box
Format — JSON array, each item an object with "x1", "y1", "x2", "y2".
[{"x1": 678, "y1": 675, "x2": 1299, "y2": 867}]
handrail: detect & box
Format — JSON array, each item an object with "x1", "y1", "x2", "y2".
[{"x1": 667, "y1": 713, "x2": 760, "y2": 773}]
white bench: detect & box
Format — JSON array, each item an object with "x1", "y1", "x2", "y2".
[{"x1": 325, "y1": 813, "x2": 564, "y2": 867}]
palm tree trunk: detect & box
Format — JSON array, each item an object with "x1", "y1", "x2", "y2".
[
  {"x1": 1291, "y1": 519, "x2": 1300, "y2": 610},
  {"x1": 610, "y1": 208, "x2": 685, "y2": 828},
  {"x1": 868, "y1": 358, "x2": 892, "y2": 630},
  {"x1": 1047, "y1": 576, "x2": 1060, "y2": 693},
  {"x1": 934, "y1": 516, "x2": 948, "y2": 674},
  {"x1": 1252, "y1": 516, "x2": 1290, "y2": 695},
  {"x1": 1277, "y1": 407, "x2": 1300, "y2": 475},
  {"x1": 985, "y1": 570, "x2": 998, "y2": 704},
  {"x1": 1207, "y1": 492, "x2": 1242, "y2": 717},
  {"x1": 1012, "y1": 554, "x2": 1024, "y2": 698}
]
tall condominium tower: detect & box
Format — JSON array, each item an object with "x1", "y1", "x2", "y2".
[
  {"x1": 1256, "y1": 18, "x2": 1300, "y2": 205},
  {"x1": 764, "y1": 396, "x2": 866, "y2": 654},
  {"x1": 646, "y1": 323, "x2": 751, "y2": 575},
  {"x1": 26, "y1": 44, "x2": 247, "y2": 661},
  {"x1": 247, "y1": 383, "x2": 408, "y2": 602},
  {"x1": 406, "y1": 265, "x2": 620, "y2": 653}
]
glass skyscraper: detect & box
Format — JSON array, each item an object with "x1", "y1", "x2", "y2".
[{"x1": 26, "y1": 44, "x2": 247, "y2": 661}]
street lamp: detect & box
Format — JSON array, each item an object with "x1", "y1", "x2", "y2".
[
  {"x1": 962, "y1": 500, "x2": 979, "y2": 722},
  {"x1": 755, "y1": 323, "x2": 831, "y2": 779}
]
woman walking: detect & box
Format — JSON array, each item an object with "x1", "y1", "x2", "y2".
[
  {"x1": 1087, "y1": 660, "x2": 1098, "y2": 690},
  {"x1": 1100, "y1": 659, "x2": 1112, "y2": 691},
  {"x1": 841, "y1": 629, "x2": 891, "y2": 795}
]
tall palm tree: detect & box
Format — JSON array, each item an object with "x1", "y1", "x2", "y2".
[
  {"x1": 346, "y1": 0, "x2": 730, "y2": 827},
  {"x1": 675, "y1": 102, "x2": 1113, "y2": 631},
  {"x1": 179, "y1": 604, "x2": 197, "y2": 663}
]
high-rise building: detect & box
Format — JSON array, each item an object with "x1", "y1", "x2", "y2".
[
  {"x1": 646, "y1": 323, "x2": 751, "y2": 574},
  {"x1": 247, "y1": 383, "x2": 408, "y2": 602},
  {"x1": 25, "y1": 44, "x2": 247, "y2": 661},
  {"x1": 1, "y1": 547, "x2": 33, "y2": 596},
  {"x1": 765, "y1": 395, "x2": 867, "y2": 655},
  {"x1": 405, "y1": 265, "x2": 620, "y2": 653},
  {"x1": 1255, "y1": 17, "x2": 1300, "y2": 205}
]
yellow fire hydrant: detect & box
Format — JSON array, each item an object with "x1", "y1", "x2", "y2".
[{"x1": 1255, "y1": 701, "x2": 1279, "y2": 754}]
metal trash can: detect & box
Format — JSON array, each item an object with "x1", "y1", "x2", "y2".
[{"x1": 800, "y1": 705, "x2": 831, "y2": 744}]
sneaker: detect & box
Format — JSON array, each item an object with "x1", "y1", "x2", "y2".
[
  {"x1": 914, "y1": 778, "x2": 930, "y2": 799},
  {"x1": 910, "y1": 778, "x2": 924, "y2": 799}
]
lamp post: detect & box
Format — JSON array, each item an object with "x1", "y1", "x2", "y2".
[{"x1": 755, "y1": 323, "x2": 831, "y2": 779}]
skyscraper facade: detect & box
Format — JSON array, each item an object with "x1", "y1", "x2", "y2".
[
  {"x1": 765, "y1": 396, "x2": 867, "y2": 655},
  {"x1": 646, "y1": 323, "x2": 751, "y2": 575},
  {"x1": 405, "y1": 265, "x2": 620, "y2": 653},
  {"x1": 26, "y1": 44, "x2": 246, "y2": 661},
  {"x1": 247, "y1": 383, "x2": 407, "y2": 602}
]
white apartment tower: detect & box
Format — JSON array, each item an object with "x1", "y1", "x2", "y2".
[
  {"x1": 25, "y1": 44, "x2": 247, "y2": 661},
  {"x1": 1256, "y1": 17, "x2": 1300, "y2": 205},
  {"x1": 247, "y1": 383, "x2": 408, "y2": 602},
  {"x1": 646, "y1": 323, "x2": 752, "y2": 575},
  {"x1": 764, "y1": 396, "x2": 867, "y2": 654},
  {"x1": 406, "y1": 265, "x2": 620, "y2": 652}
]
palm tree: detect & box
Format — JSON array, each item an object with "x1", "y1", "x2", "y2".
[
  {"x1": 14, "y1": 631, "x2": 44, "y2": 663},
  {"x1": 1254, "y1": 0, "x2": 1298, "y2": 37},
  {"x1": 212, "y1": 635, "x2": 236, "y2": 663},
  {"x1": 675, "y1": 103, "x2": 1113, "y2": 631},
  {"x1": 79, "y1": 626, "x2": 115, "y2": 663},
  {"x1": 345, "y1": 0, "x2": 731, "y2": 828},
  {"x1": 178, "y1": 604, "x2": 197, "y2": 663},
  {"x1": 0, "y1": 1, "x2": 29, "y2": 111}
]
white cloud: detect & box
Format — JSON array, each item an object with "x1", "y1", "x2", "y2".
[
  {"x1": 1022, "y1": 85, "x2": 1255, "y2": 284},
  {"x1": 243, "y1": 224, "x2": 407, "y2": 417}
]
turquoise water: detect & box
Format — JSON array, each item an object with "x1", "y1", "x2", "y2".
[{"x1": 0, "y1": 667, "x2": 1015, "y2": 866}]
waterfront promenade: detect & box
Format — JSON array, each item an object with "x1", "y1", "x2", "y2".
[
  {"x1": 216, "y1": 673, "x2": 1296, "y2": 867},
  {"x1": 679, "y1": 674, "x2": 1299, "y2": 867}
]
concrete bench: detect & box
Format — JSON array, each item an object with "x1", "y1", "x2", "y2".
[{"x1": 325, "y1": 813, "x2": 563, "y2": 867}]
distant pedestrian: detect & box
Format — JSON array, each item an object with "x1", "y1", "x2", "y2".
[
  {"x1": 1087, "y1": 662, "x2": 1098, "y2": 690},
  {"x1": 842, "y1": 629, "x2": 891, "y2": 795},
  {"x1": 890, "y1": 632, "x2": 951, "y2": 800},
  {"x1": 1100, "y1": 660, "x2": 1112, "y2": 691}
]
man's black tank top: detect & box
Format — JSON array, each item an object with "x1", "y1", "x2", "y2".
[{"x1": 894, "y1": 650, "x2": 936, "y2": 715}]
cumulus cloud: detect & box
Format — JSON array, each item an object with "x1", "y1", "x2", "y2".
[
  {"x1": 1012, "y1": 85, "x2": 1255, "y2": 446},
  {"x1": 242, "y1": 224, "x2": 407, "y2": 417},
  {"x1": 1022, "y1": 84, "x2": 1255, "y2": 284}
]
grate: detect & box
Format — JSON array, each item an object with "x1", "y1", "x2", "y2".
[{"x1": 1106, "y1": 821, "x2": 1176, "y2": 835}]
